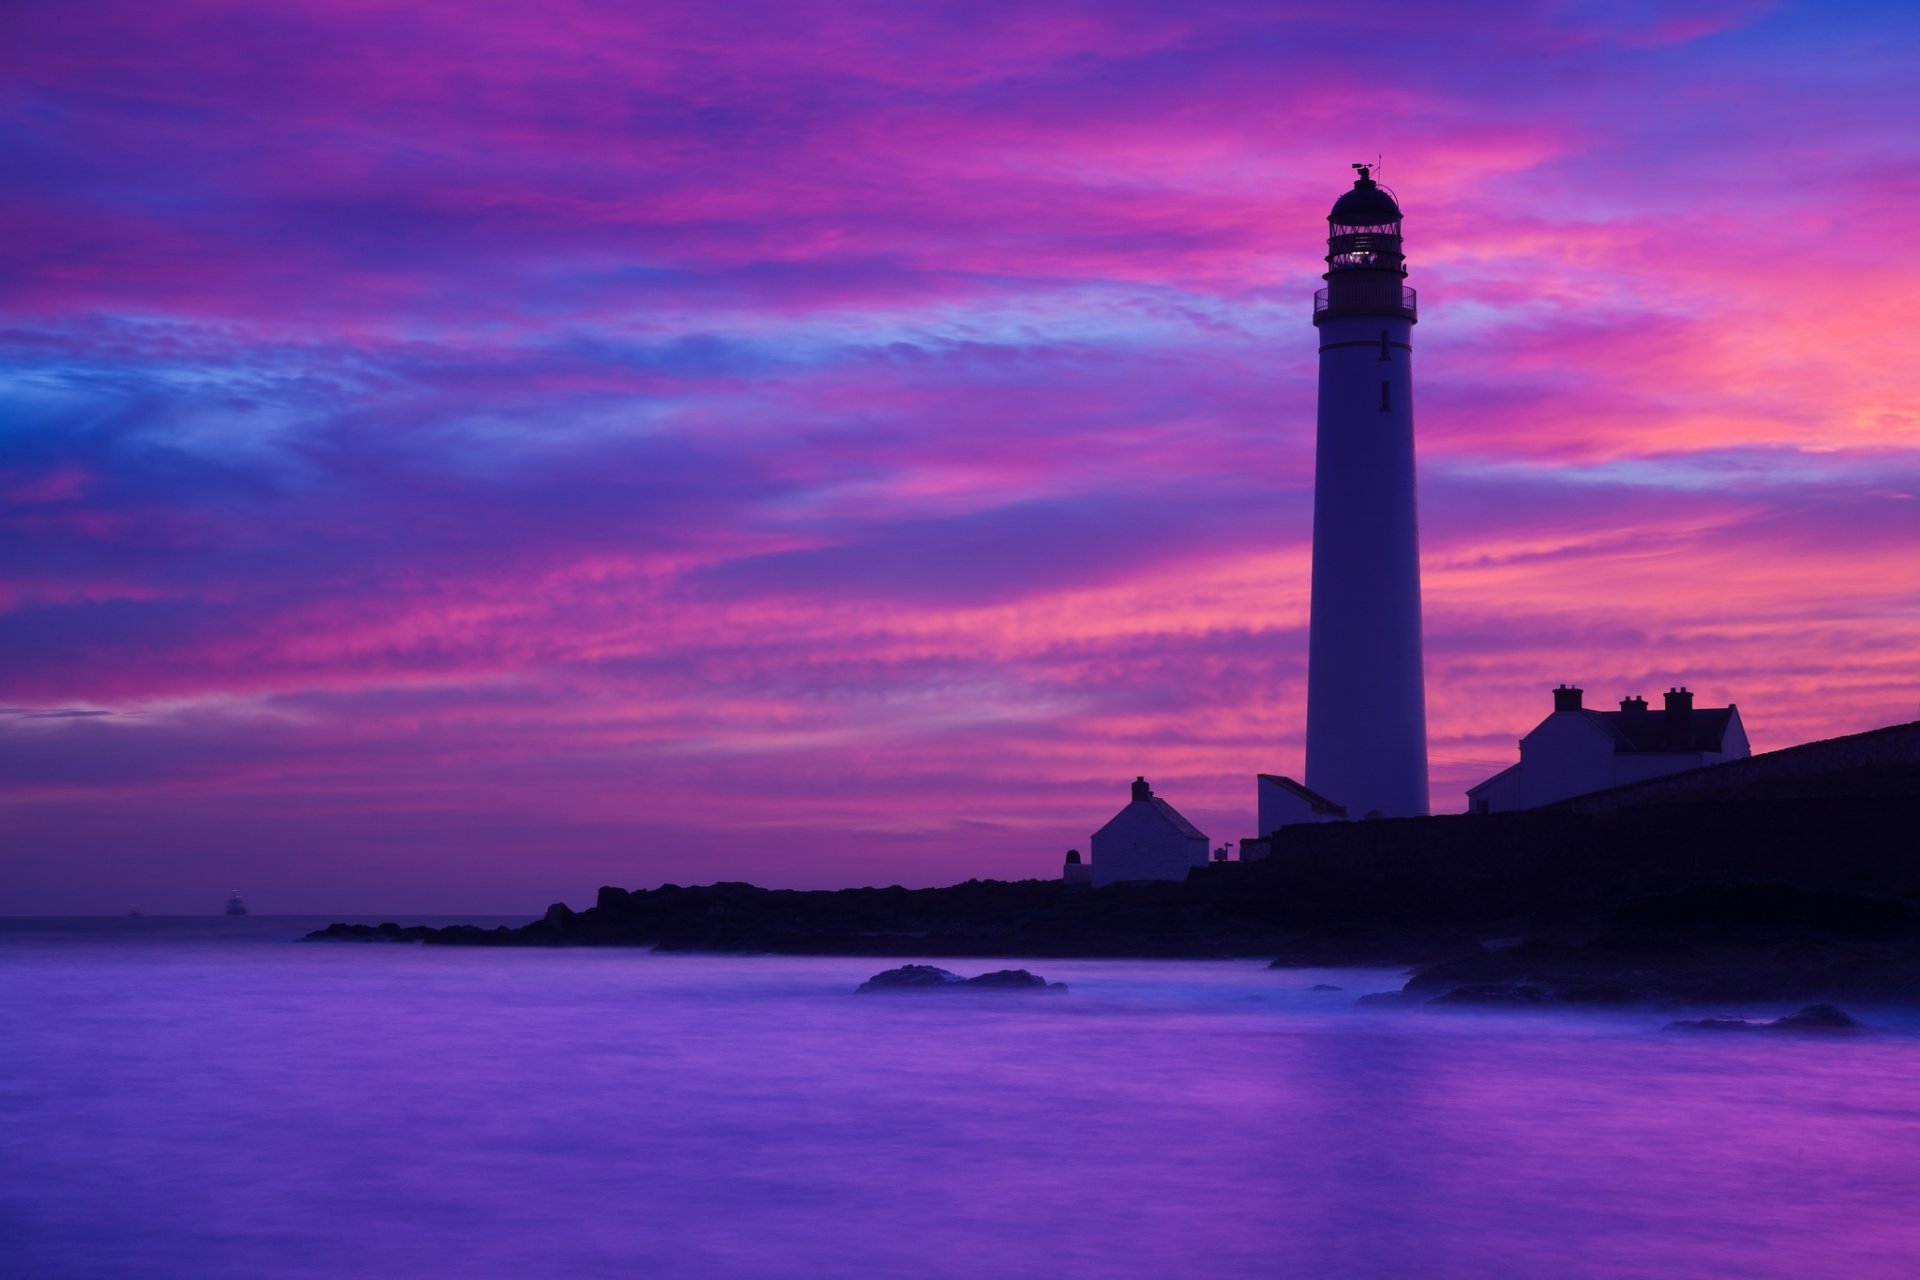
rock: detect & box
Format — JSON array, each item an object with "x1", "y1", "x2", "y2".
[
  {"x1": 857, "y1": 964, "x2": 963, "y2": 991},
  {"x1": 1402, "y1": 940, "x2": 1600, "y2": 995},
  {"x1": 1604, "y1": 885, "x2": 1920, "y2": 951},
  {"x1": 855, "y1": 965, "x2": 1066, "y2": 993},
  {"x1": 1427, "y1": 983, "x2": 1552, "y2": 1006},
  {"x1": 1309, "y1": 983, "x2": 1343, "y2": 991},
  {"x1": 1667, "y1": 1005, "x2": 1867, "y2": 1034},
  {"x1": 301, "y1": 921, "x2": 438, "y2": 943},
  {"x1": 964, "y1": 968, "x2": 1064, "y2": 990},
  {"x1": 1768, "y1": 1003, "x2": 1866, "y2": 1033}
]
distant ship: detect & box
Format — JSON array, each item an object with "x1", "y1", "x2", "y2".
[{"x1": 225, "y1": 892, "x2": 249, "y2": 917}]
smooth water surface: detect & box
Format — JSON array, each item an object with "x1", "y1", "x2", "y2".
[{"x1": 4, "y1": 918, "x2": 1919, "y2": 1279}]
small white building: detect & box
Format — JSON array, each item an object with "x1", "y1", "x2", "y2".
[
  {"x1": 1088, "y1": 777, "x2": 1209, "y2": 886},
  {"x1": 1239, "y1": 774, "x2": 1348, "y2": 862},
  {"x1": 1467, "y1": 685, "x2": 1751, "y2": 813},
  {"x1": 1258, "y1": 774, "x2": 1347, "y2": 836}
]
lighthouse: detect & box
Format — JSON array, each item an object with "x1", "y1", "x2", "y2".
[{"x1": 1303, "y1": 165, "x2": 1430, "y2": 818}]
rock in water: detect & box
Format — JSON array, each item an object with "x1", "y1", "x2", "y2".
[
  {"x1": 963, "y1": 969, "x2": 1065, "y2": 990},
  {"x1": 857, "y1": 965, "x2": 964, "y2": 992},
  {"x1": 301, "y1": 921, "x2": 439, "y2": 943},
  {"x1": 855, "y1": 965, "x2": 1066, "y2": 993},
  {"x1": 1768, "y1": 1004, "x2": 1866, "y2": 1033},
  {"x1": 1427, "y1": 983, "x2": 1552, "y2": 1006},
  {"x1": 1667, "y1": 1004, "x2": 1867, "y2": 1034},
  {"x1": 1666, "y1": 1016, "x2": 1762, "y2": 1032}
]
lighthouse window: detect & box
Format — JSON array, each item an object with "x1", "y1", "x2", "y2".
[
  {"x1": 1380, "y1": 381, "x2": 1391, "y2": 412},
  {"x1": 1379, "y1": 330, "x2": 1390, "y2": 361}
]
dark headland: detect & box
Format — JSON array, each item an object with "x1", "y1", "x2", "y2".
[{"x1": 310, "y1": 745, "x2": 1920, "y2": 1007}]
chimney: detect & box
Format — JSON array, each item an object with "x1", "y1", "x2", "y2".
[
  {"x1": 1131, "y1": 776, "x2": 1152, "y2": 802},
  {"x1": 1664, "y1": 687, "x2": 1694, "y2": 746},
  {"x1": 1620, "y1": 695, "x2": 1649, "y2": 713},
  {"x1": 1552, "y1": 684, "x2": 1583, "y2": 713}
]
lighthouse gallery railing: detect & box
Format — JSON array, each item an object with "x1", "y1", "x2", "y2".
[{"x1": 1314, "y1": 284, "x2": 1417, "y2": 319}]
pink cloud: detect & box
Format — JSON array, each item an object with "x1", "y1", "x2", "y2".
[{"x1": 4, "y1": 0, "x2": 1919, "y2": 910}]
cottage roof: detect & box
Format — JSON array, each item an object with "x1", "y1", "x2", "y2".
[
  {"x1": 1464, "y1": 761, "x2": 1519, "y2": 800},
  {"x1": 1256, "y1": 774, "x2": 1349, "y2": 816},
  {"x1": 1585, "y1": 707, "x2": 1738, "y2": 754},
  {"x1": 1095, "y1": 792, "x2": 1208, "y2": 841},
  {"x1": 1146, "y1": 796, "x2": 1207, "y2": 839}
]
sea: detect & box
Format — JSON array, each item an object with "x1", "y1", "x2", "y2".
[{"x1": 3, "y1": 917, "x2": 1919, "y2": 1280}]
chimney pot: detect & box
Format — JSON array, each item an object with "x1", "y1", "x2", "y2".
[
  {"x1": 1131, "y1": 776, "x2": 1152, "y2": 802},
  {"x1": 1663, "y1": 687, "x2": 1695, "y2": 745},
  {"x1": 1552, "y1": 685, "x2": 1584, "y2": 713}
]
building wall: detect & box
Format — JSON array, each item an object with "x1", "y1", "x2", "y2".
[
  {"x1": 1515, "y1": 713, "x2": 1617, "y2": 808},
  {"x1": 1721, "y1": 711, "x2": 1751, "y2": 760},
  {"x1": 1469, "y1": 767, "x2": 1523, "y2": 814},
  {"x1": 1090, "y1": 803, "x2": 1209, "y2": 887}
]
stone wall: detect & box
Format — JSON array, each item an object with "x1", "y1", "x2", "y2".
[{"x1": 1241, "y1": 789, "x2": 1920, "y2": 932}]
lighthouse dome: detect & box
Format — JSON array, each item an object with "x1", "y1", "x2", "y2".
[{"x1": 1329, "y1": 178, "x2": 1401, "y2": 228}]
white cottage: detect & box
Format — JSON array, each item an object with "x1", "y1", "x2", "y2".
[
  {"x1": 1467, "y1": 685, "x2": 1751, "y2": 813},
  {"x1": 1088, "y1": 777, "x2": 1210, "y2": 886}
]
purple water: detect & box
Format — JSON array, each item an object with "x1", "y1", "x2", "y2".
[{"x1": 4, "y1": 918, "x2": 1919, "y2": 1279}]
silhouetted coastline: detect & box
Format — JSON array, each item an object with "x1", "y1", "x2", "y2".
[{"x1": 308, "y1": 775, "x2": 1920, "y2": 1005}]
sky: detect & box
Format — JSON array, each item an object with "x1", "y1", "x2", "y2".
[{"x1": 4, "y1": 0, "x2": 1918, "y2": 913}]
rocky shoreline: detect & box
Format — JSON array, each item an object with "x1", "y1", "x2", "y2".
[
  {"x1": 304, "y1": 876, "x2": 1302, "y2": 957},
  {"x1": 306, "y1": 874, "x2": 1920, "y2": 1008},
  {"x1": 1328, "y1": 882, "x2": 1920, "y2": 1008},
  {"x1": 306, "y1": 787, "x2": 1920, "y2": 1007}
]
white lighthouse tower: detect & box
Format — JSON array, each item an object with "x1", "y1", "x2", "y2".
[{"x1": 1303, "y1": 165, "x2": 1429, "y2": 818}]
